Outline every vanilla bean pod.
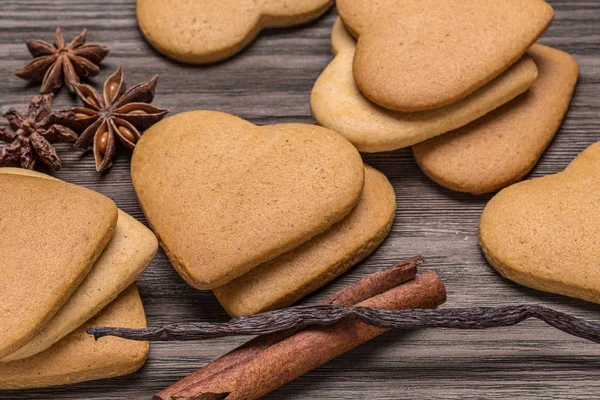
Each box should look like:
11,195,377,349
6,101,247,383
89,304,600,344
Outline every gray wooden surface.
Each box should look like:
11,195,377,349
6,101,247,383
1,1,599,399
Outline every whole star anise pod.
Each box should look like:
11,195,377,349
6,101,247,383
0,94,77,170
15,26,109,94
53,66,168,172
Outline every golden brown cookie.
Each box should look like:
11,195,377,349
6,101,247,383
0,174,117,359
213,165,396,316
336,0,553,112
0,166,157,362
0,284,148,390
137,0,333,64
311,18,539,152
413,45,579,195
131,110,364,290
480,141,600,304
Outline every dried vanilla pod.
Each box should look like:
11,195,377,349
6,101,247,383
15,26,109,94
90,304,600,345
52,66,169,172
0,94,77,170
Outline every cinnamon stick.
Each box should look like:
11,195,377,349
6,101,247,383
153,257,421,400
156,271,446,400
319,256,423,306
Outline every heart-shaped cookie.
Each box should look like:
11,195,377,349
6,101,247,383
0,167,158,362
131,111,364,289
413,45,579,195
337,0,553,112
137,0,333,64
0,174,117,358
213,165,396,317
0,284,148,390
480,141,600,303
311,18,538,152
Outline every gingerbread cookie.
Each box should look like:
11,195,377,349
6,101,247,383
413,45,579,195
311,18,539,152
131,111,364,289
336,0,553,112
213,165,396,316
480,141,600,304
0,284,148,390
0,174,117,358
0,166,157,362
137,0,333,64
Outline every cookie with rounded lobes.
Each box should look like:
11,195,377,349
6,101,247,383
413,45,579,195
137,0,333,64
214,165,396,317
0,284,148,390
0,168,157,362
311,18,539,152
131,110,365,290
480,141,600,304
0,174,117,359
337,0,553,112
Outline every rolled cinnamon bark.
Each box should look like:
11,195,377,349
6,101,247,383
157,270,445,400
320,256,423,306
155,257,421,400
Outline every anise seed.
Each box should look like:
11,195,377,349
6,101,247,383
97,126,109,155
128,109,147,115
118,125,136,143
107,81,119,103
86,95,98,107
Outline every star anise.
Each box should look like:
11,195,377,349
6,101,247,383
0,94,77,170
15,26,109,94
53,66,168,172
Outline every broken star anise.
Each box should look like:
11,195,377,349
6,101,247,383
0,94,77,170
54,66,168,172
15,26,109,94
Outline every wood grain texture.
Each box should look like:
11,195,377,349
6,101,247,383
1,1,599,398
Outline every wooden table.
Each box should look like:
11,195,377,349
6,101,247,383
1,1,599,398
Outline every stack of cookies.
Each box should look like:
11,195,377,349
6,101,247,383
0,169,157,390
131,110,397,316
312,0,579,195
